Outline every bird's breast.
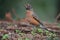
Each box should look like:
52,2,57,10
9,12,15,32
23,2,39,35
27,16,40,26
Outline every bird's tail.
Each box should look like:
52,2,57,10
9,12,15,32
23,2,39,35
39,22,54,33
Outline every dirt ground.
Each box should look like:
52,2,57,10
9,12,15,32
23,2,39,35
0,21,60,40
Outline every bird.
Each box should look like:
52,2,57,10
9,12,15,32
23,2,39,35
24,4,53,32
56,13,60,23
25,4,60,33
5,11,13,22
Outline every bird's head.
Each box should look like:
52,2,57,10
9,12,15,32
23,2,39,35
25,4,32,10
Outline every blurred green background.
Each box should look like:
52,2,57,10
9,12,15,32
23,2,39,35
0,0,58,23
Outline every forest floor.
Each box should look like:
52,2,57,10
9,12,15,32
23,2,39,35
0,21,60,40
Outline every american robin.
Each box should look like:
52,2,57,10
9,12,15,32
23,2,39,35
5,11,13,22
25,4,58,33
56,13,60,23
25,4,49,30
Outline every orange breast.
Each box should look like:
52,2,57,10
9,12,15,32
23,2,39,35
26,10,39,25
5,13,12,19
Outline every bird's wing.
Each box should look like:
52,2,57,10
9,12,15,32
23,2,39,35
32,12,48,28
32,12,42,24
